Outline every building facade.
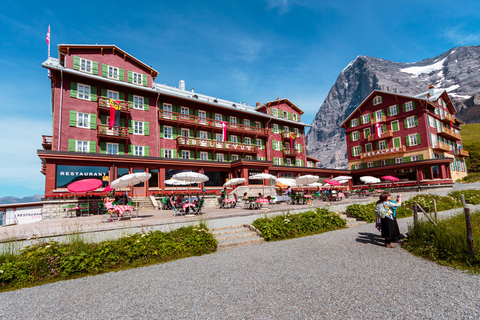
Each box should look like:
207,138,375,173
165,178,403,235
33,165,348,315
341,86,468,184
39,44,330,196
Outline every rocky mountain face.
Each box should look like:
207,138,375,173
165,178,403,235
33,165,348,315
306,46,480,168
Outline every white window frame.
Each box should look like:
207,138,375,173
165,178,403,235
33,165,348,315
245,155,252,160
163,126,172,139
133,121,144,135
378,140,386,150
283,111,289,119
411,155,420,162
198,110,206,124
245,137,251,145
200,152,208,161
255,121,261,128
373,96,383,106
351,118,358,127
163,103,172,119
273,141,280,150
395,157,403,164
230,116,237,127
283,126,289,133
408,134,419,146
244,119,250,127
134,146,144,156
380,159,387,166
405,101,414,112
199,131,207,140
215,113,222,127
285,158,292,166
231,135,238,143
273,124,279,133
216,133,222,142
362,114,369,124
106,143,119,155
133,95,144,110
272,108,278,117
107,90,119,100
181,150,190,160
256,139,262,148
77,112,90,128
296,159,301,167
164,149,173,158
76,140,89,152
389,105,398,116
363,128,371,139
232,155,239,161
79,58,92,73
77,83,91,100
391,120,400,132
180,106,189,119
216,153,224,162
406,116,416,129
352,131,360,141
365,143,372,153
107,65,119,80
294,128,299,135
132,72,143,85
354,164,361,170
428,116,435,128
375,110,383,121
367,162,373,168
292,113,298,121
353,146,360,157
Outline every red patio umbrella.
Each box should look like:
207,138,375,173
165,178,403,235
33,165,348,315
381,176,399,181
324,179,341,186
67,178,103,193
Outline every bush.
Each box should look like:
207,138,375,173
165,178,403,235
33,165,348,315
404,211,480,272
460,172,480,183
252,208,346,241
0,224,217,291
448,189,480,205
403,194,461,213
345,202,377,223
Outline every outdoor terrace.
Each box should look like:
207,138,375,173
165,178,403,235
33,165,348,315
438,127,461,140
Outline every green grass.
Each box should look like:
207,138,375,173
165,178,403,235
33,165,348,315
460,123,480,146
404,211,480,273
460,123,480,173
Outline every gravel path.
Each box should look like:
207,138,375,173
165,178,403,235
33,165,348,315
1,213,479,319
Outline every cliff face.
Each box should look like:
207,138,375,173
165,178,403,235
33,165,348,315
306,46,480,168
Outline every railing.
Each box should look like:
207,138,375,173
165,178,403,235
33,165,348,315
98,97,130,112
432,141,451,152
41,162,46,175
371,115,386,124
42,135,52,150
176,137,258,153
282,132,297,140
283,149,300,157
456,149,469,157
360,145,406,159
97,125,129,139
439,127,461,140
368,130,393,141
440,113,455,123
158,110,269,136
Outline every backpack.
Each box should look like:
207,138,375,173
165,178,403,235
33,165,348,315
375,202,387,219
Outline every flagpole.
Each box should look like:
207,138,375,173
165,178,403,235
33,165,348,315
46,25,51,78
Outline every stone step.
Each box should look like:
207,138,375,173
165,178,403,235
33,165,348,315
217,236,264,251
215,230,258,242
212,226,251,236
213,225,264,251
211,225,245,232
347,221,368,227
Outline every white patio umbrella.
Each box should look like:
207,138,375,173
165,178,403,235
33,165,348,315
223,178,247,187
331,176,352,181
360,176,381,184
308,182,323,188
295,175,319,186
249,173,277,197
276,178,297,187
172,171,209,202
164,179,189,196
110,172,152,218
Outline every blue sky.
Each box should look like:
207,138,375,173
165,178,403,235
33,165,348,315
1,0,479,198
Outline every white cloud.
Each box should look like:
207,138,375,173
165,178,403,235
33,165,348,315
443,25,480,46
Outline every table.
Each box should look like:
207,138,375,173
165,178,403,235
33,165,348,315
182,203,195,213
254,199,269,209
115,205,133,219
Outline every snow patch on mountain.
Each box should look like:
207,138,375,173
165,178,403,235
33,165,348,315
399,58,446,76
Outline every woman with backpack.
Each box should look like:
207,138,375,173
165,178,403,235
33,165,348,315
375,192,402,248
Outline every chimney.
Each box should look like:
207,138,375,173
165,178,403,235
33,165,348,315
256,102,261,107
178,80,185,91
428,85,435,97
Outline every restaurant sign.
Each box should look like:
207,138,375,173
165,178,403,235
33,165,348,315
361,147,403,159
180,138,256,151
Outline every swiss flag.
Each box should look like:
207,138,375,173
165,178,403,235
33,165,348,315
375,123,382,139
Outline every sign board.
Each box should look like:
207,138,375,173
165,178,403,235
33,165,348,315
14,206,43,225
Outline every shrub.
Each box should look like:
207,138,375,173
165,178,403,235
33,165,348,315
0,223,217,291
404,211,480,272
448,189,480,205
460,172,480,183
345,202,376,223
403,194,461,213
252,208,346,241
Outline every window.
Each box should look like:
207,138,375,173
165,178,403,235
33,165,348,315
373,96,383,105
107,90,119,100
164,149,173,158
245,155,252,160
134,146,144,156
231,135,238,143
132,72,143,85
181,107,189,119
199,131,207,140
351,131,359,141
273,141,280,150
198,110,206,124
256,139,262,148
375,110,383,121
285,158,292,166
367,162,373,168
255,121,261,128
163,104,172,119
295,143,301,152
362,114,370,124
393,137,401,148
406,116,416,129
245,137,251,145
107,143,118,155
274,158,281,165
216,153,224,162
244,119,250,127
181,150,190,159
365,143,372,152
273,124,279,133
405,101,414,112
428,116,435,128
296,159,301,167
411,155,420,162
77,84,91,100
408,134,419,146
283,111,289,119
354,164,361,170
163,126,172,139
352,146,360,157
215,113,222,127
216,133,222,142
378,140,386,150
77,112,90,128
307,161,313,167
380,159,387,166
363,128,371,139
395,157,403,164
292,113,298,121
351,118,358,127
108,66,119,79
284,126,289,133
133,96,144,110
389,105,398,116
232,155,239,161
230,116,237,127
200,152,208,161
76,140,89,152
294,128,299,135
133,121,144,135
79,58,92,73
271,108,278,117
391,120,400,132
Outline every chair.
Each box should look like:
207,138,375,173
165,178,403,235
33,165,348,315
217,197,226,209
79,203,90,216
173,203,184,216
62,204,77,218
193,199,204,215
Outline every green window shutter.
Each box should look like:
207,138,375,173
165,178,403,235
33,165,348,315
159,125,164,138
376,142,379,150
396,105,400,114
361,163,367,169
222,114,226,121
128,94,133,105
374,160,380,167
350,120,354,127
402,103,406,112
351,165,356,170
405,136,410,147
385,141,389,148
416,133,421,144
89,141,96,153
119,68,124,81
144,97,149,111
70,82,77,98
90,86,97,101
366,144,372,152
419,154,424,160
351,147,354,157
208,152,212,160
387,107,391,117
207,132,211,139
128,119,133,134
404,119,408,129
102,64,108,77
68,139,75,151
412,101,416,110
382,109,385,117
119,143,125,155
144,122,149,136
189,129,194,137
128,144,133,155
359,146,362,154
196,131,200,138
350,133,353,142
92,61,99,75
119,92,125,101
99,142,106,154
403,156,410,163
392,121,398,132
144,146,149,157
172,127,177,139
414,116,418,127
100,115,106,125
383,124,386,132
69,110,77,126
101,88,107,98
127,71,133,83
272,141,275,149
90,113,97,129
360,116,364,125
73,56,80,70
143,75,148,87
393,137,400,148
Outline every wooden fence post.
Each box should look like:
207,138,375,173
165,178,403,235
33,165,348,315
464,207,475,257
413,201,418,229
433,199,437,220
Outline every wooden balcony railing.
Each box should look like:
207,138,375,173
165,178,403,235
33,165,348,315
432,141,451,152
158,110,269,136
283,149,300,157
456,149,469,157
282,132,297,140
176,137,258,154
98,97,130,113
440,113,455,123
371,115,386,124
41,162,46,175
360,145,406,160
438,127,461,140
368,130,393,141
97,125,129,139
42,135,52,150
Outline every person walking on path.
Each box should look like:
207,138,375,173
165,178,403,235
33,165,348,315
375,192,402,248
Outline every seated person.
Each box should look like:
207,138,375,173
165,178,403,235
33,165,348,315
175,195,183,207
221,188,227,200
266,195,272,203
242,192,249,201
258,193,263,199
103,196,119,220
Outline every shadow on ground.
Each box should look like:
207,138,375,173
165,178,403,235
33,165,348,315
356,232,385,247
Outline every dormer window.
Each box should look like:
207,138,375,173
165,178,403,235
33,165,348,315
373,96,383,106
80,58,92,73
271,108,278,117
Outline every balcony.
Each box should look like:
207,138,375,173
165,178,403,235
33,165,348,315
41,162,46,175
368,130,393,142
455,149,469,157
97,125,129,140
371,115,386,124
158,110,269,137
440,113,455,124
283,149,300,157
176,137,258,154
438,127,461,140
282,132,297,140
42,135,52,150
97,97,130,113
360,145,406,160
432,142,451,152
